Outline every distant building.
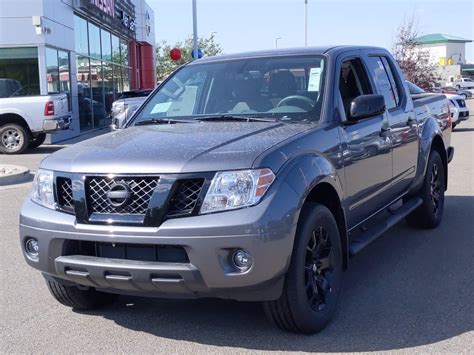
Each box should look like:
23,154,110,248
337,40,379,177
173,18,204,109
415,33,473,83
0,0,156,143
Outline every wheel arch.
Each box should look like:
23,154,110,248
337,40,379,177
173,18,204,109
430,134,448,190
303,182,348,270
0,113,31,133
280,154,348,270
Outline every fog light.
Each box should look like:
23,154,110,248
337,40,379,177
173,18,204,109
25,238,39,260
232,249,252,272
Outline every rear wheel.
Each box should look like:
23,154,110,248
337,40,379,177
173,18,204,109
406,150,445,228
46,278,118,310
28,133,47,149
263,203,342,333
0,124,30,154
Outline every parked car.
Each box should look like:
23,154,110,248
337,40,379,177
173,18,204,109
412,83,470,129
110,89,152,130
20,46,453,334
0,81,71,154
432,86,472,100
450,77,474,90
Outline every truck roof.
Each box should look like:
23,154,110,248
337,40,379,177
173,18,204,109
190,45,388,64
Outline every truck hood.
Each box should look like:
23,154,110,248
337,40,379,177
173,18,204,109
41,122,312,174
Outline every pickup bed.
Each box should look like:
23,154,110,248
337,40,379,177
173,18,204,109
0,93,71,154
20,46,453,333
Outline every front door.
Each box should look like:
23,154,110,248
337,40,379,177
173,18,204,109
337,56,393,229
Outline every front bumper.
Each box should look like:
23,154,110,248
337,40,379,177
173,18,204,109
43,115,72,132
19,181,300,301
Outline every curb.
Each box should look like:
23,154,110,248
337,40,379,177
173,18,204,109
0,165,31,186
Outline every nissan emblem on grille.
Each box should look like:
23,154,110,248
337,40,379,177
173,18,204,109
106,182,132,207
88,176,159,215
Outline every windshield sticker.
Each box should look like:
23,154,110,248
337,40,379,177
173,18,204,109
308,67,322,92
150,102,172,114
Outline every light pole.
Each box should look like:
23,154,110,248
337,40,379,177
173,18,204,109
304,0,308,46
275,37,282,48
192,0,198,60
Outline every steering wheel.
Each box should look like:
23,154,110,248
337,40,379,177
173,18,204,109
276,95,316,111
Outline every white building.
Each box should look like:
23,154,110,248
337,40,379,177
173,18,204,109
415,33,472,66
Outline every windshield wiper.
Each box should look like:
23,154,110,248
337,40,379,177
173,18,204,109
134,118,193,126
194,115,277,123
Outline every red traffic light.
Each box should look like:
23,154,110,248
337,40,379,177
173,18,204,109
170,48,182,61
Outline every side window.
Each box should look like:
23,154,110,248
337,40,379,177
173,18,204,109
367,56,398,109
339,58,372,118
380,57,401,106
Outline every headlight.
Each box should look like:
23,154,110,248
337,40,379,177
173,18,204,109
201,168,275,214
31,169,55,209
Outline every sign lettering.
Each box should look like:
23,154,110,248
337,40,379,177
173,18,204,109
89,0,115,17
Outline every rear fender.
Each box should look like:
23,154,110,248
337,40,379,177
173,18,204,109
410,116,446,193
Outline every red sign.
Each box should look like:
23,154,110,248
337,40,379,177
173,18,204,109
89,0,115,17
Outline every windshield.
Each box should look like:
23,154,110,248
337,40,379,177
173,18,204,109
406,81,425,94
131,55,326,125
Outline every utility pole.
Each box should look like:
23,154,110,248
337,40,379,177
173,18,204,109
304,0,308,46
275,37,282,48
192,0,198,60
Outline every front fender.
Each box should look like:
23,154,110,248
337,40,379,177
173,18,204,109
278,154,344,212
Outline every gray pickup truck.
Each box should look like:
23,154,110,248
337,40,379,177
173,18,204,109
20,46,453,333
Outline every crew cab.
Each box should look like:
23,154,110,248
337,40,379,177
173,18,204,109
0,85,71,154
20,46,453,333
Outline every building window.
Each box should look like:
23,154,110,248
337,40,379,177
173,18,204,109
46,47,71,110
74,14,132,131
88,23,101,59
74,16,88,55
101,29,112,61
0,47,40,98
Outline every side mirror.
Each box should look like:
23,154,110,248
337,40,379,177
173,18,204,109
349,94,386,121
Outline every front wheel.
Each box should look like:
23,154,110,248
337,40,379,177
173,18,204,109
263,203,342,333
0,124,30,154
46,278,118,310
406,150,445,228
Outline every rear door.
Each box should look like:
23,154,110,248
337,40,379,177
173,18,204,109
365,54,418,196
336,54,393,228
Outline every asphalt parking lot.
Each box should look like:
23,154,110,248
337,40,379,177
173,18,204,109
1,102,473,353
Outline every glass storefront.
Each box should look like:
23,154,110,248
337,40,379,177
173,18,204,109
74,14,131,131
0,47,40,98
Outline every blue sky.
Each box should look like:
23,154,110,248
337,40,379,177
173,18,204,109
149,0,474,62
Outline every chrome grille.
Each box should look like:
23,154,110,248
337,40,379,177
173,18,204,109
87,176,159,215
167,179,204,217
57,177,74,213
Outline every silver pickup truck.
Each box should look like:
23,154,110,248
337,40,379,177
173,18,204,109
0,80,71,154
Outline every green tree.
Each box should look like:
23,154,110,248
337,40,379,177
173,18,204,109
156,34,223,81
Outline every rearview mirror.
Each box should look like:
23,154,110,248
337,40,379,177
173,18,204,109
349,94,386,121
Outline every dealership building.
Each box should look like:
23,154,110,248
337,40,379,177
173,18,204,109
0,0,156,142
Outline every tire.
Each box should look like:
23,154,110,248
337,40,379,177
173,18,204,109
28,133,47,149
0,124,31,154
45,278,118,310
263,203,343,333
406,150,445,229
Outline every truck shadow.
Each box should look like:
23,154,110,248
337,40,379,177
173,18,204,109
76,195,474,352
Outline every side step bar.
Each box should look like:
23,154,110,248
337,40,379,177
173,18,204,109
349,197,422,256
